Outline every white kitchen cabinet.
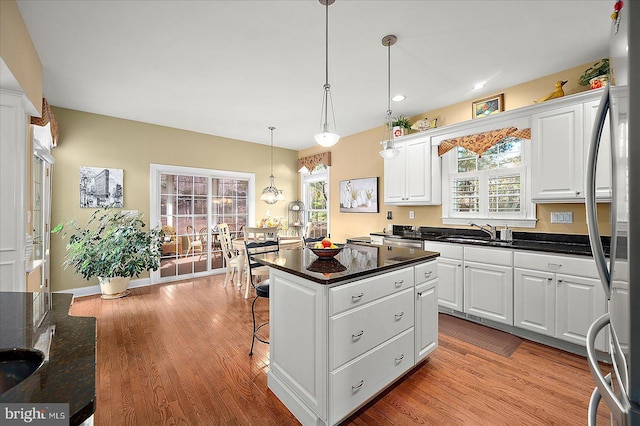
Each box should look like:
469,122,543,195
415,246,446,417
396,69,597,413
423,241,463,312
514,251,607,351
531,90,612,203
415,280,438,363
463,246,513,325
383,133,441,205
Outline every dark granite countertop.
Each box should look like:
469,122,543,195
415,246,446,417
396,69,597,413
371,226,610,257
0,292,96,425
253,243,439,285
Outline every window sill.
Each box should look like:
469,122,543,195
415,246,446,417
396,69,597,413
441,217,537,228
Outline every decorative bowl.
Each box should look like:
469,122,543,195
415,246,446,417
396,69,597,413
306,258,347,274
307,243,345,259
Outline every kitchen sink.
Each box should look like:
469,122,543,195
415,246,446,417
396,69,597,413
436,236,513,246
0,348,45,394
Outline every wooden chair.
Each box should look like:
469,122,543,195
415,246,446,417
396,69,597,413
245,239,279,356
218,223,240,288
185,225,203,257
243,226,279,242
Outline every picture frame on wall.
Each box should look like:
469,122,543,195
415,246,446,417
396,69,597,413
472,93,504,119
80,166,124,208
339,177,378,213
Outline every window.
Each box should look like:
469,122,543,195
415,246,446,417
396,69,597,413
301,163,330,237
443,137,536,227
151,164,255,282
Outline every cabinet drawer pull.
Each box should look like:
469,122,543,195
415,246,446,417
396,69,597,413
352,380,364,391
352,293,364,302
547,277,553,282
424,271,433,278
352,330,364,340
394,312,404,320
457,264,462,267
394,280,404,287
395,354,405,362
548,263,562,269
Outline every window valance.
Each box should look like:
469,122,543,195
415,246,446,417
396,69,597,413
438,127,531,157
30,97,59,147
297,152,331,172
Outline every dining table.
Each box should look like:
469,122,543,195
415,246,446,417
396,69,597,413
232,236,304,298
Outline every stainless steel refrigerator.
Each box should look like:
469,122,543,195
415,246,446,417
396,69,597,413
585,1,639,424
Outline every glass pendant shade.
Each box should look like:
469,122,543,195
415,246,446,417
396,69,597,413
379,139,400,159
379,34,400,160
261,126,284,204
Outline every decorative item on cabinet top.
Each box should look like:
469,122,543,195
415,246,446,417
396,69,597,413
578,58,609,89
411,117,438,132
472,93,504,119
535,80,567,103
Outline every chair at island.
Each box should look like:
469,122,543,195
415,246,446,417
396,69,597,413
245,239,279,356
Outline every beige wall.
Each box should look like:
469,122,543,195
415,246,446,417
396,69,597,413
50,107,299,291
300,61,612,241
0,0,42,115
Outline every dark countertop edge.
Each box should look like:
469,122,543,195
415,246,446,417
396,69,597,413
256,251,439,285
0,293,96,426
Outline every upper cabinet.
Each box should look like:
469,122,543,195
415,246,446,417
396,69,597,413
531,89,611,203
383,133,441,206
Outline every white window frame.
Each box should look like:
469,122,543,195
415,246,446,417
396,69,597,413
441,139,537,228
149,163,255,284
300,165,330,235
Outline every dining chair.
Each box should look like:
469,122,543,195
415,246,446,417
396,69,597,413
218,223,241,288
303,235,327,245
185,225,204,257
243,226,279,242
245,239,279,356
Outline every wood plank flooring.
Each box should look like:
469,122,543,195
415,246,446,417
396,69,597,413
69,274,611,425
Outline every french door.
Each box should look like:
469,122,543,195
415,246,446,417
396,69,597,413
150,164,255,283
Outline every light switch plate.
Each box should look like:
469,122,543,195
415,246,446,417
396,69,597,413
409,211,415,219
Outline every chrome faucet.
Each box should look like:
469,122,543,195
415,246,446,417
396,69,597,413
469,222,497,240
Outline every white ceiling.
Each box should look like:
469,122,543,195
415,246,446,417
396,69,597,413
16,0,612,151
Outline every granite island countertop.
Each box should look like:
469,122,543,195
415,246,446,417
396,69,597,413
0,292,96,425
253,243,439,285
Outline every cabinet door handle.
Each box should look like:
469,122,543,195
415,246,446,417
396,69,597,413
557,279,563,285
395,280,404,287
352,380,364,391
394,311,404,320
576,190,581,196
424,271,433,279
547,277,553,282
465,265,469,268
352,293,364,302
457,264,462,267
352,330,364,340
395,354,405,362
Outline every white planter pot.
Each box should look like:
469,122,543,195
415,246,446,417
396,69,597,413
98,277,131,299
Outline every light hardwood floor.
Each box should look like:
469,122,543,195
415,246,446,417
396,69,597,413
69,274,611,425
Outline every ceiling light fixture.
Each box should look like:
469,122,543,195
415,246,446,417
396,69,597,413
473,82,485,90
260,126,285,204
379,34,400,160
314,0,339,147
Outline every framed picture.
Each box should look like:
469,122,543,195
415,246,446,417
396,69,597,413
472,93,504,119
80,166,124,208
339,177,378,213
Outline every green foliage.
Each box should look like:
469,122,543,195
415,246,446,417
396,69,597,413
391,115,411,129
52,206,163,280
578,58,609,86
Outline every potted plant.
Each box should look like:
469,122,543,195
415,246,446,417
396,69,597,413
52,206,163,299
390,115,412,138
578,58,610,89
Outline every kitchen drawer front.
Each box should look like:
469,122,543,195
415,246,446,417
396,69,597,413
423,241,463,259
330,288,414,370
464,246,513,267
415,260,438,285
329,267,414,316
514,251,600,278
329,328,415,425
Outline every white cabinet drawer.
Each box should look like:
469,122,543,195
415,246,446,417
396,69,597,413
514,251,600,278
423,241,463,259
329,267,414,316
329,328,415,424
329,288,414,370
415,260,438,285
464,246,513,267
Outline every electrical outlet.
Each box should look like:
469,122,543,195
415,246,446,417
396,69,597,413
409,211,415,219
551,212,573,223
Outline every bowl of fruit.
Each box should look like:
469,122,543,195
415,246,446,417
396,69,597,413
307,238,344,259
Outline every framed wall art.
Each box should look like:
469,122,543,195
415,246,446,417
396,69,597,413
339,177,378,213
472,93,504,119
79,166,123,208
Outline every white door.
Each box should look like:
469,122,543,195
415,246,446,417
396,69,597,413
514,268,555,337
437,257,463,311
464,261,513,325
405,138,430,202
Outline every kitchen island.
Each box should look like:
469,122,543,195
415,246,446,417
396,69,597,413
253,243,439,426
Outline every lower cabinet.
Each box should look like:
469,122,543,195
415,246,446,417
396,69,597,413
269,261,438,426
514,252,607,351
423,241,463,312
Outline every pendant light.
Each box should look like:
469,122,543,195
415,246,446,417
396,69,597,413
314,0,340,147
260,126,285,204
379,34,400,160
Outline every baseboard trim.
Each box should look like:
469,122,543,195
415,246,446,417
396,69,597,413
57,277,152,299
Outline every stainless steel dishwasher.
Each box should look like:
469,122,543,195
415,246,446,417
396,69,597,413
382,235,422,249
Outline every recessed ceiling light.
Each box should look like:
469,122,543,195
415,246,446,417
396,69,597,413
392,94,406,102
473,83,485,90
